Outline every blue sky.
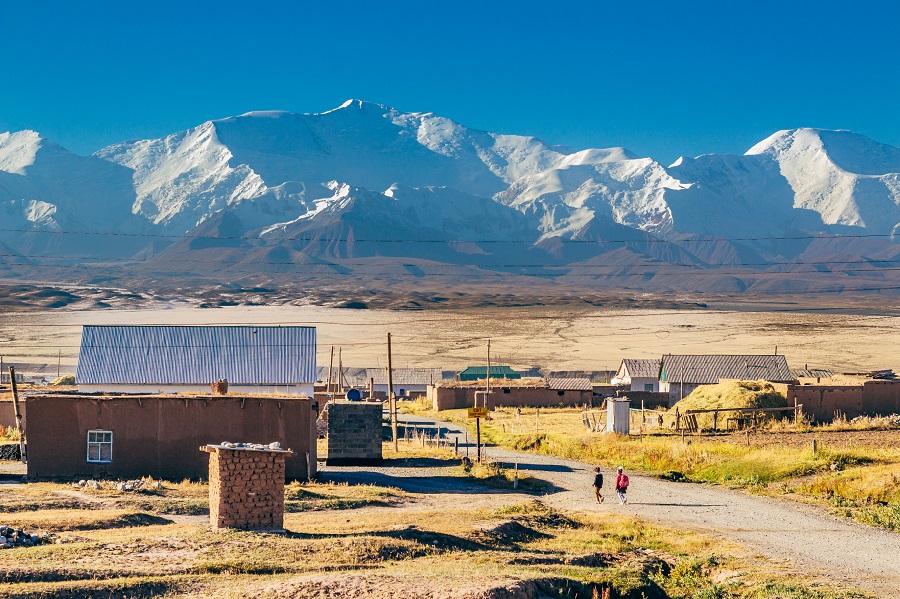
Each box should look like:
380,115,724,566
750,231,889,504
1,0,898,164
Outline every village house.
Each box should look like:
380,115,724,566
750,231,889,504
428,377,593,410
660,354,795,406
76,325,316,395
24,392,317,481
611,359,663,392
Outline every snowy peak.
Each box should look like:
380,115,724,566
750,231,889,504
0,130,47,174
97,120,268,231
748,128,900,176
4,101,900,291
743,128,900,232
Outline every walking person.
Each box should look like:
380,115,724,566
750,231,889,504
615,466,629,504
592,466,604,503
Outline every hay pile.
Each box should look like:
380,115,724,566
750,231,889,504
670,380,787,427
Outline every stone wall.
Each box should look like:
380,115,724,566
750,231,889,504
204,446,289,531
326,401,383,466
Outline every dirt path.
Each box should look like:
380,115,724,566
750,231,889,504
323,413,900,597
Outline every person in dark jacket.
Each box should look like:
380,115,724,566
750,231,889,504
592,466,604,503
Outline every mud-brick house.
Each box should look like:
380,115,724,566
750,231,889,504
429,377,593,411
24,392,317,481
611,359,663,392
76,325,316,396
661,354,795,406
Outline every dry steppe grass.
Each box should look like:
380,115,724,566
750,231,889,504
0,482,870,599
428,405,900,532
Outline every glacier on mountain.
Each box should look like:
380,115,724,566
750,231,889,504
1,102,900,288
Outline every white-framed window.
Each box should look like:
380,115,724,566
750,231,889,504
644,383,655,392
87,430,113,463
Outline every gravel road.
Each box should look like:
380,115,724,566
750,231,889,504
322,412,900,597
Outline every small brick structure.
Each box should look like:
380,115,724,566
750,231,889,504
326,400,383,466
201,443,293,531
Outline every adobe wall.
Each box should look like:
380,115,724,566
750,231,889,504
787,384,865,422
77,383,314,396
615,391,669,410
668,383,702,407
25,395,316,481
0,400,25,431
429,386,592,411
862,380,900,415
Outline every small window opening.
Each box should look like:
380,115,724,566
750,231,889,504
87,430,113,463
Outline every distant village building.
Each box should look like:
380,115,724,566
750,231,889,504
362,368,442,398
546,377,593,392
76,325,316,395
547,370,617,384
611,359,663,392
458,365,521,381
788,379,900,422
429,377,592,410
316,367,444,399
660,354,795,405
0,371,24,385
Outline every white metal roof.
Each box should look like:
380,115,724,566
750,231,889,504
77,325,316,385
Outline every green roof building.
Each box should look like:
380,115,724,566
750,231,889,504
458,366,521,381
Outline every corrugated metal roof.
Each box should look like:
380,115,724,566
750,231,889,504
547,370,616,383
619,359,662,379
791,368,835,379
459,366,521,378
316,367,443,386
365,368,443,385
77,325,316,385
547,377,593,391
660,355,793,385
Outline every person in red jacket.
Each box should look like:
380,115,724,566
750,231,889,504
615,466,629,504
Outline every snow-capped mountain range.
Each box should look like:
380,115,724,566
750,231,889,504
2,99,899,294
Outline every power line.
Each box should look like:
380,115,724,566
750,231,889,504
0,226,894,243
5,260,900,278
3,251,900,269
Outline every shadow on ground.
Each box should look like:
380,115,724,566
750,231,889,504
320,471,563,496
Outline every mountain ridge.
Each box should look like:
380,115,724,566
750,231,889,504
1,101,899,296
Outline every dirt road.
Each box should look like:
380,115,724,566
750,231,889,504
324,412,900,597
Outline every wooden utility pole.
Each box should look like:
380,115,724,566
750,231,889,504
476,414,482,463
387,333,397,451
57,350,61,379
9,367,25,464
337,347,343,395
485,339,491,410
326,346,335,396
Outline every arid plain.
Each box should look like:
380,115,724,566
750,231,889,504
3,301,899,376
